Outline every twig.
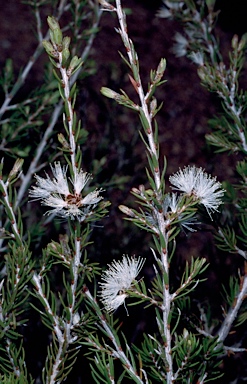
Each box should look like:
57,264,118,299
84,288,146,384
114,1,173,380
15,5,102,208
217,274,247,344
0,0,68,120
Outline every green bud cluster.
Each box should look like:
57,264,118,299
42,17,83,78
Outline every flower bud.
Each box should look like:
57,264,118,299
50,30,63,51
101,87,121,100
62,49,70,66
58,133,70,150
239,33,247,51
131,187,140,195
183,328,189,338
47,16,60,31
154,58,166,82
150,97,157,116
70,55,81,68
119,205,135,217
98,0,116,11
8,158,23,181
139,185,145,194
62,38,70,64
67,56,83,77
197,66,207,82
42,40,58,58
47,16,63,47
231,34,239,50
63,36,71,50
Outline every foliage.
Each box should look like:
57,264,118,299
0,0,246,383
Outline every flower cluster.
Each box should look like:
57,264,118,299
99,255,145,313
169,165,224,215
29,162,103,220
157,1,184,19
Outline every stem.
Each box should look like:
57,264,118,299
58,60,77,175
217,274,247,344
218,228,247,260
200,9,247,152
64,229,81,342
14,6,102,208
114,1,173,380
85,289,145,384
5,339,21,378
0,0,69,120
0,178,22,246
32,273,65,384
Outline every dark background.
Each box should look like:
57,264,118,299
1,0,247,382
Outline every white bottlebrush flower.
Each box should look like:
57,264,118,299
29,162,103,220
169,165,224,215
99,255,145,313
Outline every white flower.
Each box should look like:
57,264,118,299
29,162,103,220
163,192,179,214
156,7,172,18
169,165,224,215
189,51,204,66
72,312,81,326
157,1,184,18
99,255,145,313
173,33,188,57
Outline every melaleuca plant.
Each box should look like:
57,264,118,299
0,1,107,382
83,1,243,383
0,0,246,383
157,0,247,379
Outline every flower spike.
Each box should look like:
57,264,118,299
29,162,103,221
169,165,224,216
99,255,145,313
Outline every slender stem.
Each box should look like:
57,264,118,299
200,10,247,152
0,0,69,120
114,1,173,380
64,231,81,341
15,6,102,209
32,273,65,384
85,289,145,384
58,58,78,175
218,228,247,260
5,339,21,378
34,5,43,43
217,274,247,344
0,179,28,377
0,178,22,246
